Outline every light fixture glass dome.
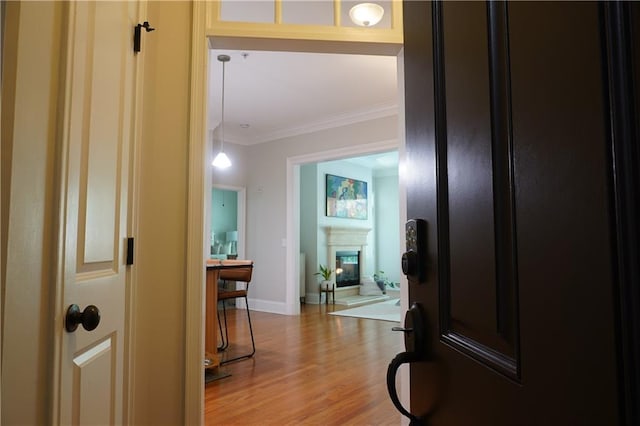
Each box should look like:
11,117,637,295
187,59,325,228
349,3,384,27
212,151,231,169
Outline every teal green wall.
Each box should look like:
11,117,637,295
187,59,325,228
211,189,237,251
374,173,401,284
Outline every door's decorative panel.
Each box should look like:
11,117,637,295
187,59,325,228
72,338,115,425
75,2,127,273
434,1,520,379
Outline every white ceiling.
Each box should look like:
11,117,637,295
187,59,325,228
207,49,399,147
342,150,399,172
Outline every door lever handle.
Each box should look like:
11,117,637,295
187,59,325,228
387,302,429,425
387,352,426,425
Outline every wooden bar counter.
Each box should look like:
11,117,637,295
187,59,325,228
205,259,254,369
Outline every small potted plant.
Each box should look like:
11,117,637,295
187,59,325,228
314,264,334,282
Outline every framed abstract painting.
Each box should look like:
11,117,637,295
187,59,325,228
325,174,368,219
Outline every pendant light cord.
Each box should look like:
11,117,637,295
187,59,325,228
220,58,226,153
212,54,231,169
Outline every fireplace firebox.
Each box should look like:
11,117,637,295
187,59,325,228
335,250,360,288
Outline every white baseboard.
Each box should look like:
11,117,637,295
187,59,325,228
245,298,288,315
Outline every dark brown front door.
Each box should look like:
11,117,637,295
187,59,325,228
401,1,639,425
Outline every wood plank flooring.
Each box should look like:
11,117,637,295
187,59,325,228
205,303,403,425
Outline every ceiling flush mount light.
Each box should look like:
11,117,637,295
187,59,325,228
349,3,384,27
212,54,232,169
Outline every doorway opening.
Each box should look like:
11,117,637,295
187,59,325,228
202,42,408,424
210,185,246,261
296,149,402,307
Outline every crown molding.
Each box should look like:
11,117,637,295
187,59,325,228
234,102,398,145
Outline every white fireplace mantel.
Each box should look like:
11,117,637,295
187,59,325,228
325,226,371,246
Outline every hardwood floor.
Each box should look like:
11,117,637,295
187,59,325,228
205,303,403,425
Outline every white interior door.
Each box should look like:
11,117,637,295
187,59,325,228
55,2,138,424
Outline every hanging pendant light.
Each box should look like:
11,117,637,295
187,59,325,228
212,54,232,169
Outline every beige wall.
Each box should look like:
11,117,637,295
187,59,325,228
131,1,192,425
1,2,62,424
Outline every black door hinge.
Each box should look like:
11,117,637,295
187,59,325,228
126,237,134,265
133,21,155,54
